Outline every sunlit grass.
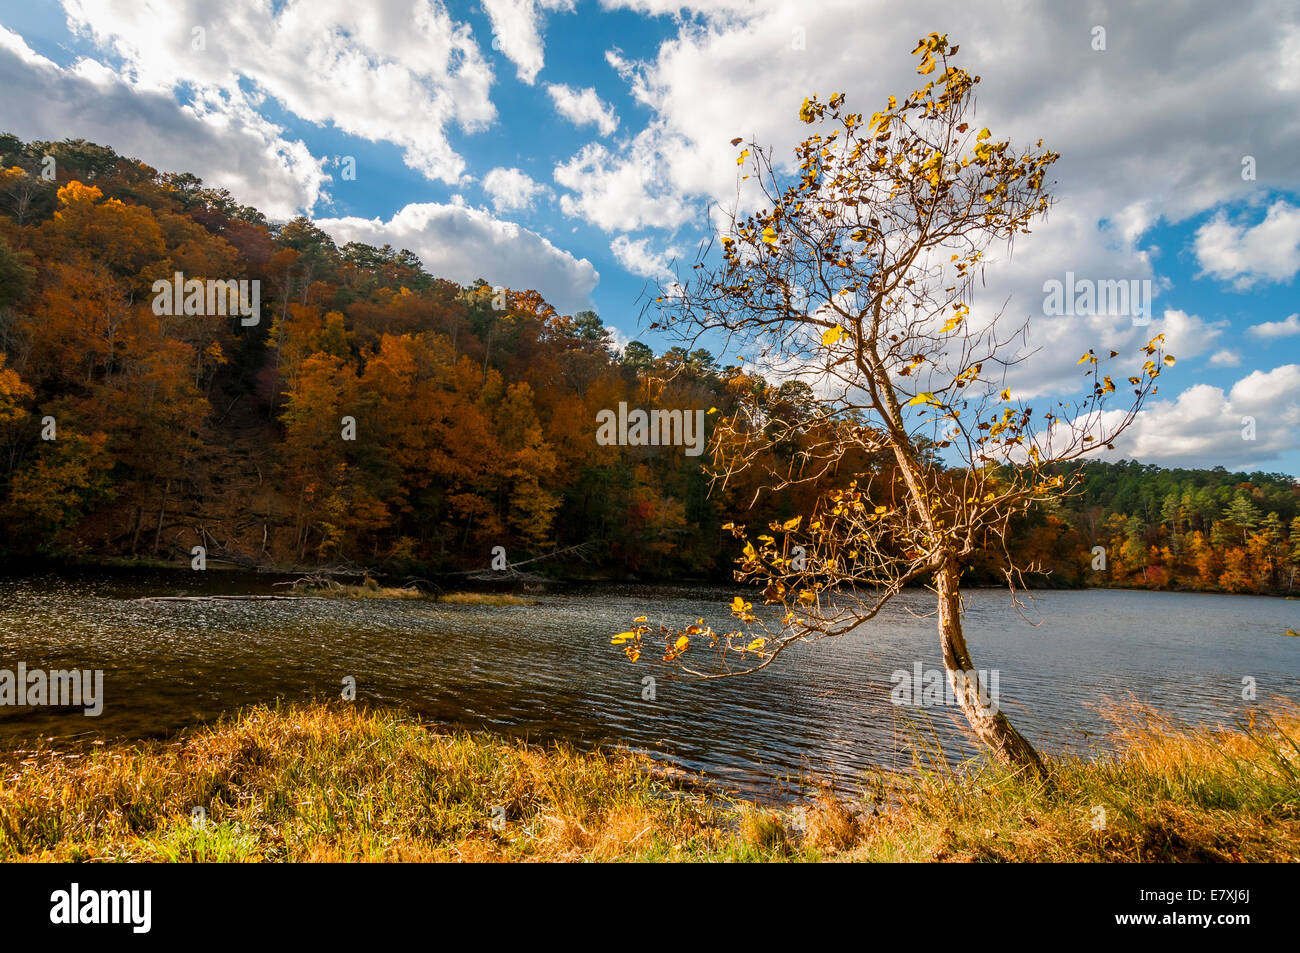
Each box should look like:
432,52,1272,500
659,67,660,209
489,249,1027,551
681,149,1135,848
300,585,537,605
437,592,536,606
304,582,429,600
0,701,1295,862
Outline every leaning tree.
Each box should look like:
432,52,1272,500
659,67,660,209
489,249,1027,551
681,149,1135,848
612,33,1171,778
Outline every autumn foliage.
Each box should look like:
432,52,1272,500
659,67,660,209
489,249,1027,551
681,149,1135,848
0,132,1296,590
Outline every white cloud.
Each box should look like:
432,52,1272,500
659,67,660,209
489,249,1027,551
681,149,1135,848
557,0,1300,415
1104,365,1300,468
600,0,755,15
554,133,692,231
599,0,1298,223
482,167,547,212
482,0,575,85
610,235,681,279
59,0,496,185
908,206,1173,400
1248,313,1300,338
1209,349,1242,367
1279,24,1300,91
316,202,598,315
546,84,619,136
604,324,634,354
1157,309,1226,360
1001,304,1223,406
0,25,324,217
1195,202,1300,288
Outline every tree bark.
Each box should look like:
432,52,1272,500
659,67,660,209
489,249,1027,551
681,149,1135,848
153,479,171,554
936,557,1048,780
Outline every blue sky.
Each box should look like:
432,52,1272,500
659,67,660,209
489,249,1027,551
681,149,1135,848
1,0,1298,474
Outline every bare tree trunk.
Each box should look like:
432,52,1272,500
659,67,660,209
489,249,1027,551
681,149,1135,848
130,505,143,555
153,480,171,554
936,558,1048,779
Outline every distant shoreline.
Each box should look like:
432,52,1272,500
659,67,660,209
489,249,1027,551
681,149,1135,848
3,556,1298,600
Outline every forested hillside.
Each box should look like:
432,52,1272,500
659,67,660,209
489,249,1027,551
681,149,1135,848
0,135,1297,593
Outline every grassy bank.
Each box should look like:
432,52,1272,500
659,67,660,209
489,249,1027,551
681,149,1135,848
297,582,535,605
0,703,1296,862
436,592,537,606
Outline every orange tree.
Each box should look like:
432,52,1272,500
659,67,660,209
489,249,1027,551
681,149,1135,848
613,34,1171,777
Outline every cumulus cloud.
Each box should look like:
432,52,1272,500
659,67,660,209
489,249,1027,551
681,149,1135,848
1105,365,1300,468
546,84,619,136
1195,202,1300,288
557,0,1300,423
482,167,548,212
610,235,681,278
59,0,495,184
0,25,325,217
315,202,597,314
554,132,692,231
581,0,1299,224
1209,349,1242,367
482,0,575,85
600,0,753,13
982,301,1225,409
1248,313,1300,338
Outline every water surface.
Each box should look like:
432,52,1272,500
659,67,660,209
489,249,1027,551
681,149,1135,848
2,570,1298,799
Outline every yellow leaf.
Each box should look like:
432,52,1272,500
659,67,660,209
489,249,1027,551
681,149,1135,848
674,635,689,652
1163,355,1175,366
781,516,802,531
977,127,991,141
611,632,636,644
907,392,936,406
821,325,847,346
761,225,778,245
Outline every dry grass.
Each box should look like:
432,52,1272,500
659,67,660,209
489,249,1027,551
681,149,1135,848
835,702,1300,862
437,592,537,606
299,583,536,605
309,583,429,600
0,704,739,862
0,701,1296,862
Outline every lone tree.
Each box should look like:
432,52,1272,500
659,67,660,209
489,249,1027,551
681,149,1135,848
612,34,1171,778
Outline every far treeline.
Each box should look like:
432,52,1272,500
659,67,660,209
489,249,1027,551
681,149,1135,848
0,135,1296,593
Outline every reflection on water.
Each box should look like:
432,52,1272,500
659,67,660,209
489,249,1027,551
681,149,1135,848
2,569,1299,800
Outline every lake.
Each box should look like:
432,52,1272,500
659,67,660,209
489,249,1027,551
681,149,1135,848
2,569,1299,800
